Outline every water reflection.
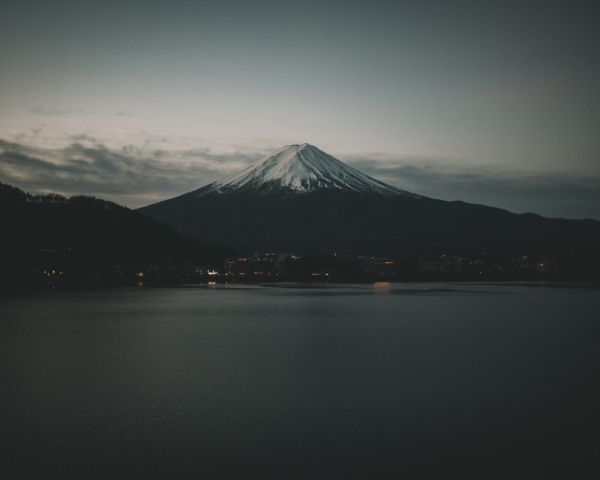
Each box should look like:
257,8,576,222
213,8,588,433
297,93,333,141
373,281,391,295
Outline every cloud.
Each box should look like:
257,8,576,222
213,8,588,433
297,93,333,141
0,137,261,208
346,155,600,220
29,106,94,116
1,137,599,219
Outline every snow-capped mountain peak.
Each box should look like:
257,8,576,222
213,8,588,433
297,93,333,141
206,143,417,197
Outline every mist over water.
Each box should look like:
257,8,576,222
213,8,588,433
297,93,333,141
2,283,599,477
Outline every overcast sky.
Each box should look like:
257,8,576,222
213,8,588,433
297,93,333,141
1,0,599,218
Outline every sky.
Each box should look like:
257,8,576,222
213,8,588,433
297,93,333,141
1,0,599,218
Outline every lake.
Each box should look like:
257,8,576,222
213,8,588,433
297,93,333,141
1,283,599,478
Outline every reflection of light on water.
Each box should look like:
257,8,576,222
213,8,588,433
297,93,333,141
373,282,391,295
207,281,216,287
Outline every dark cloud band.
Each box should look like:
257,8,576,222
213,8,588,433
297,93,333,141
1,137,598,219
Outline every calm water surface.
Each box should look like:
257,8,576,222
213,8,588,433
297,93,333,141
1,283,599,478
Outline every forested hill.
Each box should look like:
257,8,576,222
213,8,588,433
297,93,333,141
0,183,233,287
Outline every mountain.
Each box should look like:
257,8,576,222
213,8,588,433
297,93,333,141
0,182,233,286
139,144,600,265
205,143,417,197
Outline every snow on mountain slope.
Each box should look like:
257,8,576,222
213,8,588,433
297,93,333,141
200,143,419,197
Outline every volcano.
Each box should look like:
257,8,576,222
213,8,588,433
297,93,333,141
205,143,417,197
139,143,600,258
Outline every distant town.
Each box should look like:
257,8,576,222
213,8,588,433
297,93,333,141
13,248,595,289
